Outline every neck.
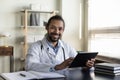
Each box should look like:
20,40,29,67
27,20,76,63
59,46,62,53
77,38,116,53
52,42,58,47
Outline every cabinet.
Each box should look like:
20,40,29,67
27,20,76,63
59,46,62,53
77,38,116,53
0,46,14,72
20,9,58,59
0,46,13,56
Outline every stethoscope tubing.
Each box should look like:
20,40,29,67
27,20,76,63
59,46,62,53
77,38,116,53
40,41,66,61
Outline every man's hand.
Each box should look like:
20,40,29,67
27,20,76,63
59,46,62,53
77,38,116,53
54,57,74,70
86,58,95,68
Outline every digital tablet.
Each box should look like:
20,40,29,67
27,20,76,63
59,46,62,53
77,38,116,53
69,52,98,68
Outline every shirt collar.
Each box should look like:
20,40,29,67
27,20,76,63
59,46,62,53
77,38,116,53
46,39,60,49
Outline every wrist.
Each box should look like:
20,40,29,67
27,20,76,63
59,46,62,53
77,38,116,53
54,65,60,70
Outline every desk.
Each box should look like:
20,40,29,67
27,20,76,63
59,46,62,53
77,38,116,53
44,68,120,80
0,68,120,80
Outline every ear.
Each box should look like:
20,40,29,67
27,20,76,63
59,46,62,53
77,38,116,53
44,21,47,27
45,26,48,30
45,22,48,30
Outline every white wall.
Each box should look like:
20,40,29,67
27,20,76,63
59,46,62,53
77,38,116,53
60,0,82,50
0,0,82,73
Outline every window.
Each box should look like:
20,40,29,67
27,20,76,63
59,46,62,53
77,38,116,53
88,0,120,59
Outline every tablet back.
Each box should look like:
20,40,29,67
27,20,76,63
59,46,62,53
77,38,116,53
69,52,98,68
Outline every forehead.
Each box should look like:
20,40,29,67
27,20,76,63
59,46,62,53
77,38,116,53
49,19,64,27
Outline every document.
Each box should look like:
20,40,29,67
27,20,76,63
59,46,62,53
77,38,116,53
0,71,65,80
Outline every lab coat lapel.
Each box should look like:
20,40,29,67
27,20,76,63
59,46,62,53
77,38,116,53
47,39,65,57
47,48,56,56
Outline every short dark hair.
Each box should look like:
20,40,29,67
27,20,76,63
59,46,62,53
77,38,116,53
46,15,65,29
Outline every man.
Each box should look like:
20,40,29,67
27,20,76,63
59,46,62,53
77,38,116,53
25,15,95,72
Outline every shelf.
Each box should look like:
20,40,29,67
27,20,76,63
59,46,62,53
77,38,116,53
20,9,59,14
0,34,6,37
20,9,58,59
20,26,45,29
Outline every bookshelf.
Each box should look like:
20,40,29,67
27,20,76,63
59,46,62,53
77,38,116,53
20,9,58,59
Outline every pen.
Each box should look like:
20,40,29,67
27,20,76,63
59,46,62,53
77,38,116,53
20,73,26,77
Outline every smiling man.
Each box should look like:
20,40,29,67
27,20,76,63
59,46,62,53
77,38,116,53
25,15,95,72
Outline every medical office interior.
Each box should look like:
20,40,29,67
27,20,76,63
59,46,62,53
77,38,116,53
0,0,120,74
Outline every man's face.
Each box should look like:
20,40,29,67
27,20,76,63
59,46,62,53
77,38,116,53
46,19,64,42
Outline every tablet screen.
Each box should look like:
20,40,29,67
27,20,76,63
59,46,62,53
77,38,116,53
69,52,98,68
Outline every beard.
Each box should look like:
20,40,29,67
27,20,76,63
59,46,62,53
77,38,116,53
47,33,61,42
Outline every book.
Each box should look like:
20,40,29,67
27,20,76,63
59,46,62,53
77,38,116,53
95,70,120,76
0,71,65,80
95,68,120,73
95,63,120,70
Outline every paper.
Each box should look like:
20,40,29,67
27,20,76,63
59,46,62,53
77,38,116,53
0,71,39,80
29,71,65,78
0,71,65,80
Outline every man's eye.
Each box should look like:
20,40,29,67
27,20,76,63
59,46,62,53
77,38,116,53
59,28,63,31
50,26,63,31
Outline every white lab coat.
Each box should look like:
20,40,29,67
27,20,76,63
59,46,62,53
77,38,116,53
25,37,77,72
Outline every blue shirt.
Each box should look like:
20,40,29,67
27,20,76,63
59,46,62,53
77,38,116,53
46,39,60,54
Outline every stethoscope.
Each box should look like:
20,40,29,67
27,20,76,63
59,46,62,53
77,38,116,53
40,41,66,61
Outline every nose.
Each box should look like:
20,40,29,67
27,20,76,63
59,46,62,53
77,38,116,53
54,28,60,33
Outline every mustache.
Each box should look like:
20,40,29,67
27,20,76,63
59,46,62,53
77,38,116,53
50,33,60,36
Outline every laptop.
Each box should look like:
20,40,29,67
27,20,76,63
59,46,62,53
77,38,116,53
69,52,98,68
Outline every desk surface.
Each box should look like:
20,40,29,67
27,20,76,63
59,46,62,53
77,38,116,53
45,68,120,80
1,68,120,80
